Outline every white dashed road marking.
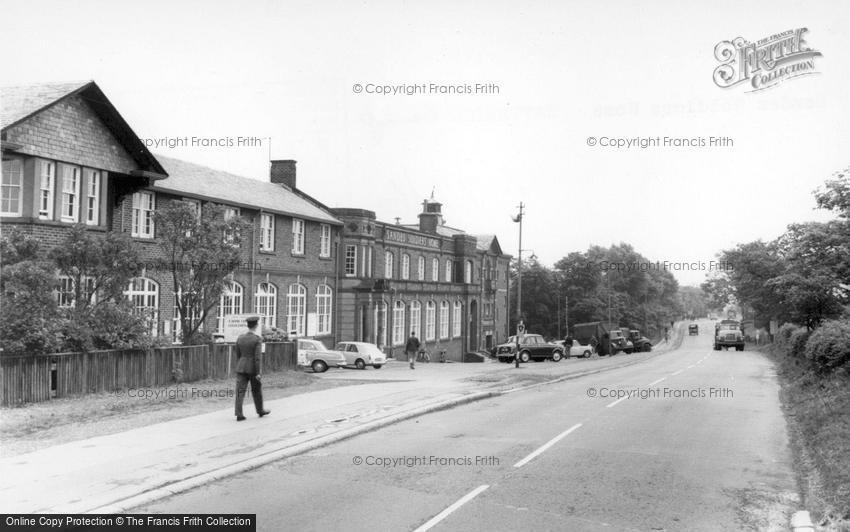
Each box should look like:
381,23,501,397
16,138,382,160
513,423,583,468
414,485,490,532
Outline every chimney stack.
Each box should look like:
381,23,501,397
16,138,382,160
270,160,297,189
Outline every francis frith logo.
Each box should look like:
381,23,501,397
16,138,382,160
713,28,822,92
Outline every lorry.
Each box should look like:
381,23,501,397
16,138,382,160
714,319,745,351
623,328,652,352
573,321,630,356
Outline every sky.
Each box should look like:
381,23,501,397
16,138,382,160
3,0,848,286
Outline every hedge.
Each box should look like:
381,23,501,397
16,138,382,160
804,319,850,373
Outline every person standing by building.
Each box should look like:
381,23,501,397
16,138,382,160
406,331,420,369
235,315,271,421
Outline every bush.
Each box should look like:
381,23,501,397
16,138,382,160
805,319,850,373
776,322,803,357
789,328,812,359
262,327,289,342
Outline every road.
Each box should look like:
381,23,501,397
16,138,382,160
136,322,800,531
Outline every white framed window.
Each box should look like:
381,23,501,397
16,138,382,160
172,288,203,344
224,206,240,244
425,301,436,341
453,301,462,337
60,165,81,222
431,258,439,282
445,259,452,282
410,301,421,338
1,158,23,216
286,284,306,336
39,160,55,220
392,300,405,346
384,251,394,279
182,199,200,237
316,285,332,335
131,191,155,238
374,300,387,347
260,213,275,251
320,224,332,257
85,169,100,225
125,277,159,335
465,260,473,283
255,282,277,329
440,300,450,339
401,254,410,280
344,245,357,276
291,218,305,254
57,275,96,308
417,257,425,280
217,281,243,332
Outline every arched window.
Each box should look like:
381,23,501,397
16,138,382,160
445,259,452,282
465,260,473,283
425,301,436,341
453,301,462,337
217,281,243,332
440,300,450,339
125,277,159,335
384,251,394,279
409,301,421,338
255,282,277,330
392,300,406,346
316,285,332,335
173,287,203,344
286,284,306,336
417,256,425,280
432,258,439,282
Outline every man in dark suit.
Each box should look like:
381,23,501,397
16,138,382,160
235,315,271,421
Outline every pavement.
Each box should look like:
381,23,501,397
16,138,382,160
0,323,686,515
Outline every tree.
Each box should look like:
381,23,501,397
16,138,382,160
153,200,249,345
0,231,62,355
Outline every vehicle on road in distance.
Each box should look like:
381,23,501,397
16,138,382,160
297,339,347,373
714,320,744,351
689,324,699,336
334,341,387,369
555,339,594,358
495,334,565,363
624,329,652,352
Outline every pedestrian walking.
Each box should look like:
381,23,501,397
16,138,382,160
664,326,670,344
234,315,270,421
405,331,420,369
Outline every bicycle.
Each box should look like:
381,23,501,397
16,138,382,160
417,349,431,363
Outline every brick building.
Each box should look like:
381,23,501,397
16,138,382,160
2,81,510,356
334,198,511,361
1,81,342,345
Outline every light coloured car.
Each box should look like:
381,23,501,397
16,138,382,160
334,341,387,369
556,339,594,359
297,339,347,373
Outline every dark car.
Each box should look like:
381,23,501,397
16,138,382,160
495,334,565,363
689,324,699,336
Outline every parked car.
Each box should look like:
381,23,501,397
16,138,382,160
297,339,347,373
556,339,594,358
688,324,699,336
609,328,634,354
334,341,387,369
494,334,565,363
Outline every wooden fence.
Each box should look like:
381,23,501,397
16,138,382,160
0,342,295,406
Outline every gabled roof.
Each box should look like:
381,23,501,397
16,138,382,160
474,234,507,256
1,80,166,177
151,155,341,225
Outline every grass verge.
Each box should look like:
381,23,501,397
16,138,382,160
765,345,850,531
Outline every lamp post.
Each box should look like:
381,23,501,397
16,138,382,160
512,203,525,368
